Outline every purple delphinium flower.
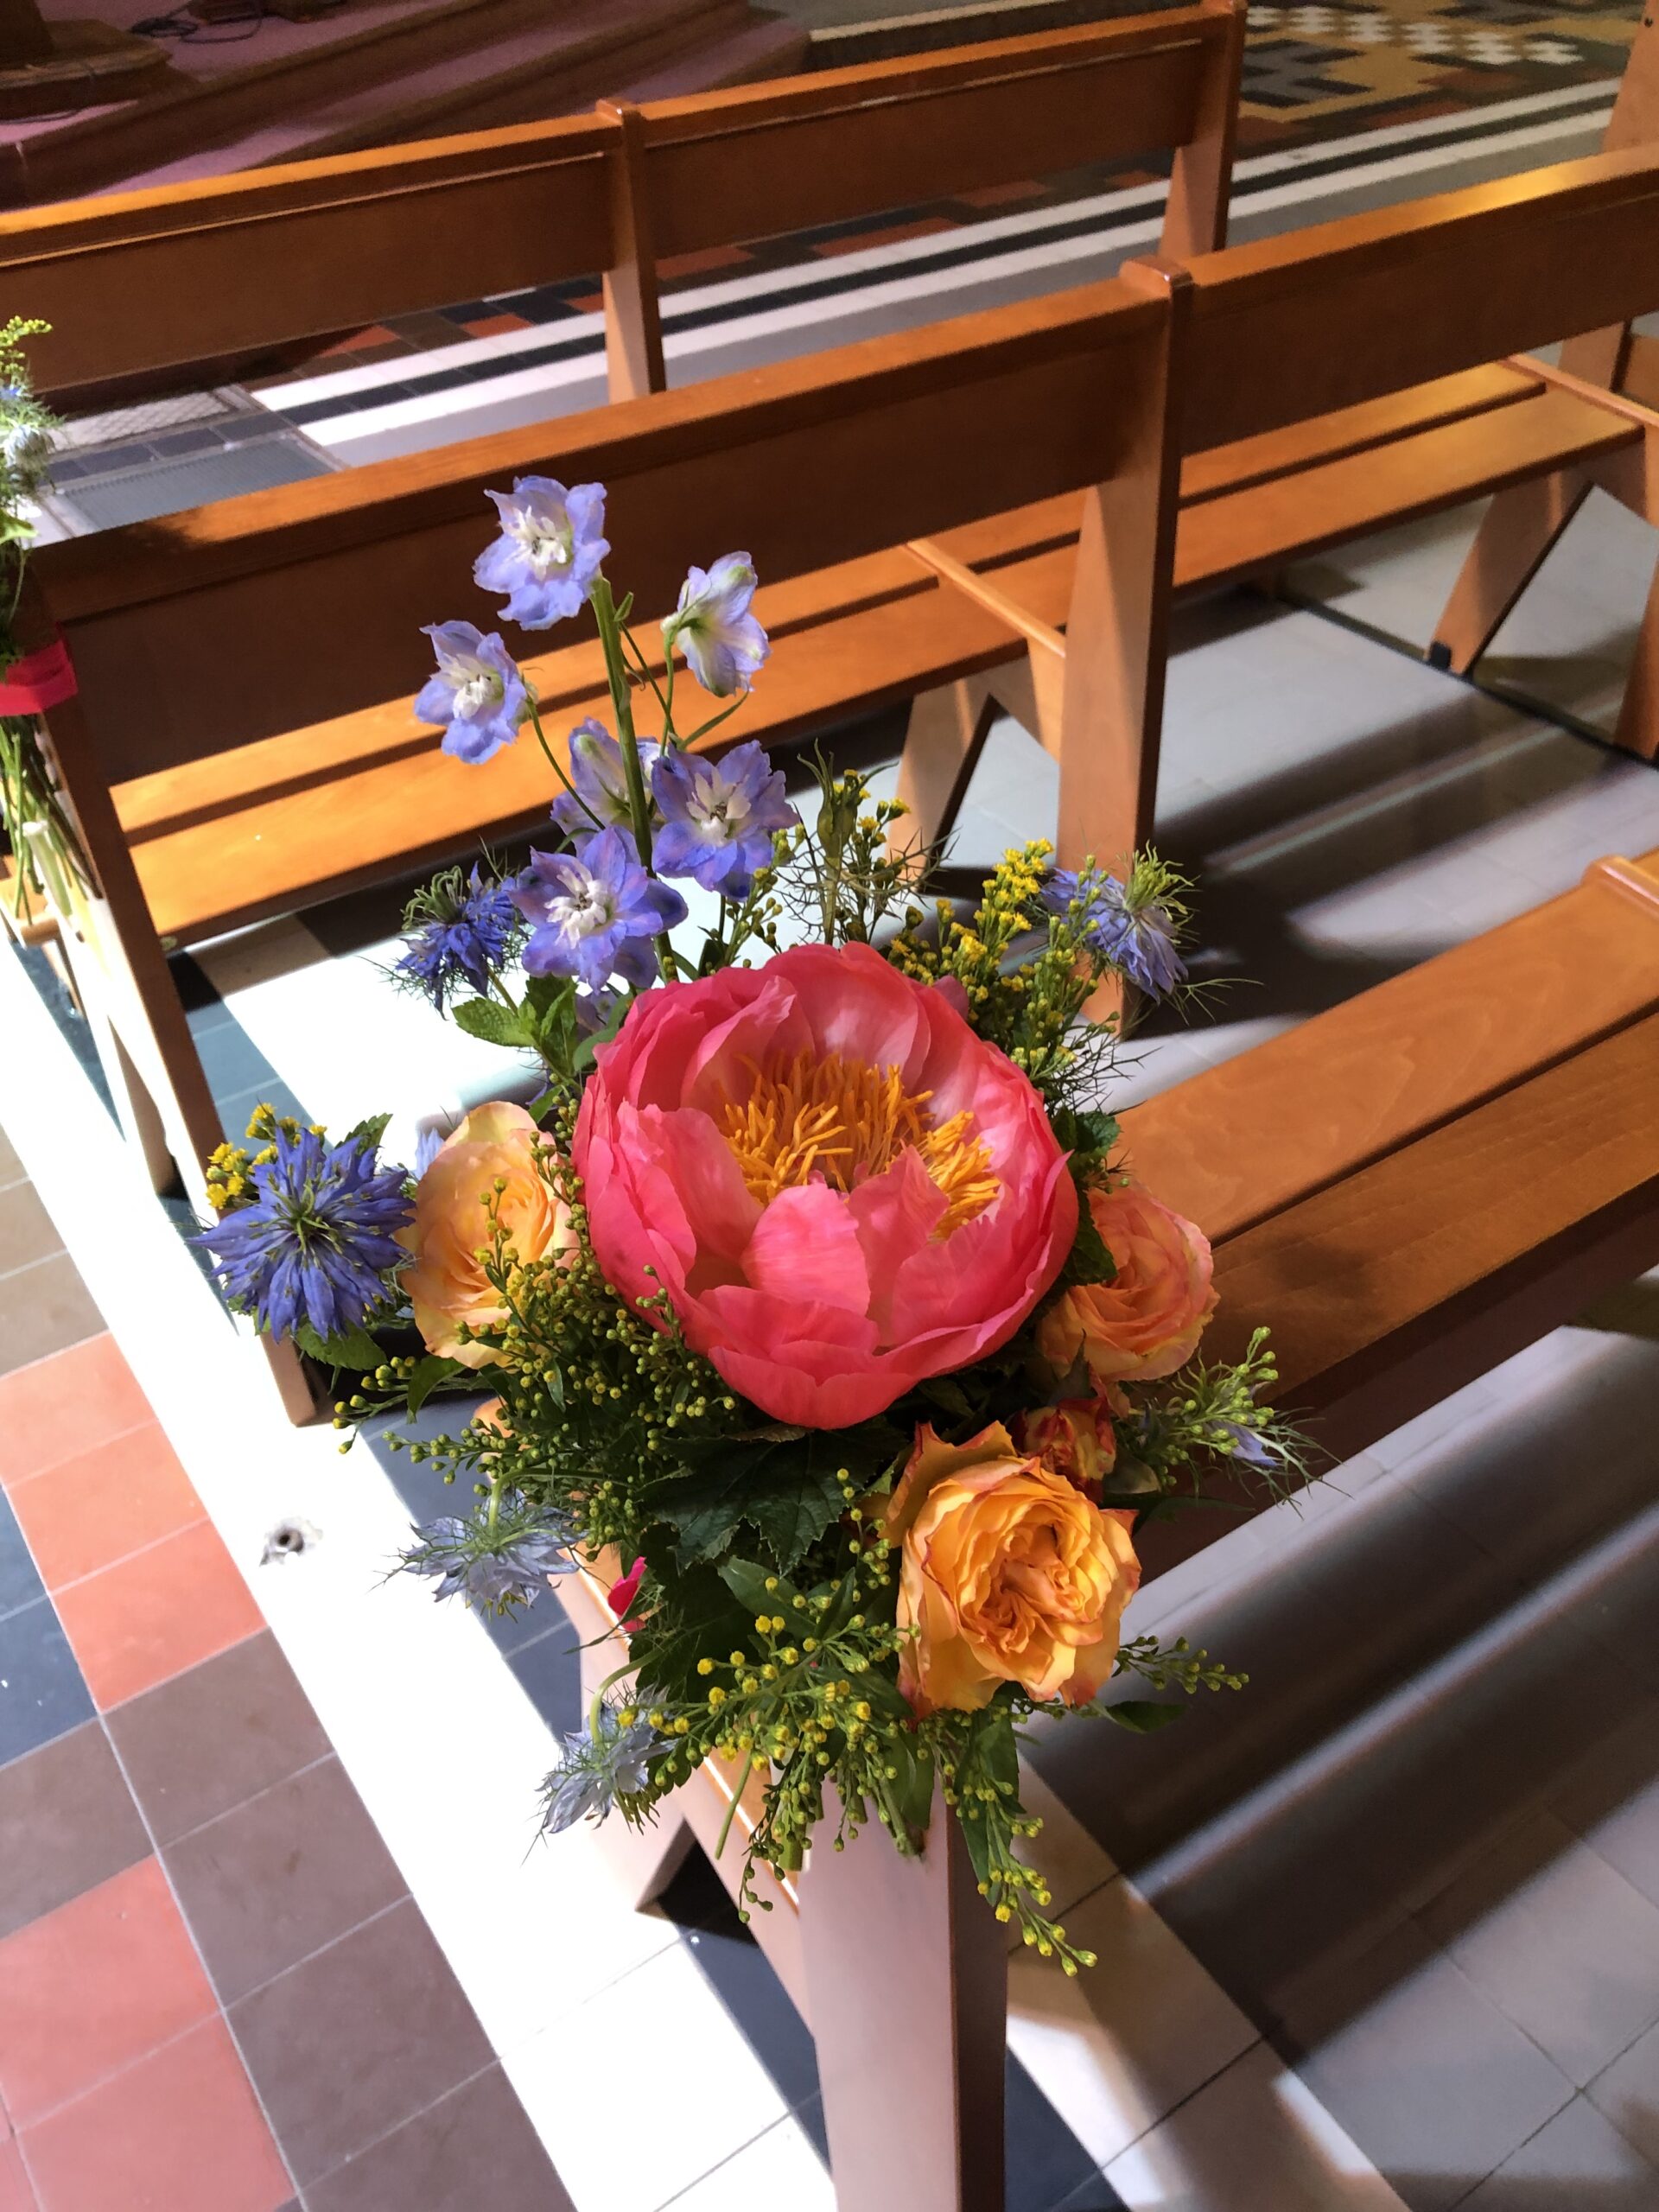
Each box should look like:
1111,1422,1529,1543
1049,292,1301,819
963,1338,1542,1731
474,476,608,629
651,741,797,900
395,866,521,1013
1043,870,1188,1001
550,718,663,846
397,1497,578,1615
196,1125,411,1342
415,623,530,766
662,553,769,697
512,824,687,991
538,1710,673,1835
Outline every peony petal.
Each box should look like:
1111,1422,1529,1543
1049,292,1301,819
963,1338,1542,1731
742,1182,870,1313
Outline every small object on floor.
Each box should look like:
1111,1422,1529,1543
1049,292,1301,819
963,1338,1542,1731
260,1516,321,1565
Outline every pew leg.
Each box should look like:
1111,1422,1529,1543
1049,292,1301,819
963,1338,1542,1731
798,1797,1007,2212
891,677,997,857
1430,468,1593,675
1611,549,1659,763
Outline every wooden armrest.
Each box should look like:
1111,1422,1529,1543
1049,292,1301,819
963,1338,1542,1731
1504,351,1659,435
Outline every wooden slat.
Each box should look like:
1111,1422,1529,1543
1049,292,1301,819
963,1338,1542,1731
639,10,1223,256
1122,852,1659,1245
33,278,1161,778
1174,146,1659,451
1204,1009,1659,1422
3,118,617,397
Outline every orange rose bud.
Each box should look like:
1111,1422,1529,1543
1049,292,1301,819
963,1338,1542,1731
399,1102,575,1368
1020,1398,1120,1495
1038,1182,1216,1388
886,1422,1141,1717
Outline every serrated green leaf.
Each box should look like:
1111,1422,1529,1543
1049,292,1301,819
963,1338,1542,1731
1102,1699,1185,1734
293,1319,384,1372
345,1110,394,1154
1057,1192,1117,1289
450,996,529,1048
657,1425,899,1573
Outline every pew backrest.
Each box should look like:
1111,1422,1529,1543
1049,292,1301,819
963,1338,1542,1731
1162,143,1659,453
1,0,1243,407
29,274,1172,778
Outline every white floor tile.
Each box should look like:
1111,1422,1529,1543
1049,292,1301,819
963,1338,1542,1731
502,1941,790,2212
658,2117,835,2211
1103,2042,1411,2211
1007,1874,1258,2168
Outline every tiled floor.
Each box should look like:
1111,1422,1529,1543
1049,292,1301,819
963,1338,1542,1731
0,1187,569,2212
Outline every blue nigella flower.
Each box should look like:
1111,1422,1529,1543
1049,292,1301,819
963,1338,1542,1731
474,476,608,629
550,718,663,846
1217,1421,1281,1471
196,1124,412,1342
662,553,769,696
395,866,520,1013
415,622,531,766
396,1497,578,1614
651,741,797,900
1043,870,1188,1000
539,1710,672,1835
512,824,687,991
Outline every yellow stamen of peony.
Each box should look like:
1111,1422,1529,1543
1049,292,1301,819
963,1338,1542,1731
721,1049,999,1234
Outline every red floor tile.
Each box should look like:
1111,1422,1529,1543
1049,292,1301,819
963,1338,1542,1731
9,1427,202,1592
658,243,750,279
0,2139,33,2212
21,2019,290,2212
0,1340,153,1491
461,311,531,336
0,1859,216,2126
54,1522,263,1711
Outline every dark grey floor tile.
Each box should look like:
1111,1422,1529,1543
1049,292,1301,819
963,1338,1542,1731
0,1251,105,1376
506,1619,581,1734
304,2063,575,2212
0,1179,60,1275
1005,2053,1103,2212
164,1754,407,2004
1280,1918,1573,2212
106,1628,331,1845
194,1019,285,1106
231,1897,493,2184
1460,2095,1659,2211
1417,1812,1659,2088
0,1596,95,1768
0,1488,44,1622
0,1720,148,1937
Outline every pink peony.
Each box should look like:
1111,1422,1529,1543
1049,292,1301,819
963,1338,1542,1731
572,942,1077,1427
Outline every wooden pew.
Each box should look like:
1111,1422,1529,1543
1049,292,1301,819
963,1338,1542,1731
21,273,1178,1219
1429,3,1659,752
896,141,1659,878
3,2,1243,412
547,840,1659,2212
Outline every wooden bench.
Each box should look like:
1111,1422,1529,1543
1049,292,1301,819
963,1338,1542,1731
896,130,1659,876
557,840,1659,2212
21,271,1177,1235
2,1,1243,413
1428,7,1659,758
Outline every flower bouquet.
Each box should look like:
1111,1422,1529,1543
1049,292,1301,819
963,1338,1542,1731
199,479,1301,1971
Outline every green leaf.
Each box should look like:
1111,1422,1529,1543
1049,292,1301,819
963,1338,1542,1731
881,1732,936,1842
1057,1193,1117,1290
404,1353,463,1415
1102,1699,1186,1734
345,1110,394,1153
292,1319,385,1373
572,990,631,1075
450,996,529,1048
718,1555,806,1624
658,1423,900,1574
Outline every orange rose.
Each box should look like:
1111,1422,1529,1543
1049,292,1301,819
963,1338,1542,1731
1038,1182,1215,1387
885,1422,1140,1715
1019,1397,1122,1494
399,1102,574,1367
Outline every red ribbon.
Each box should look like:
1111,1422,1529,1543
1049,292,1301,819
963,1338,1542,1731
0,638,76,716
